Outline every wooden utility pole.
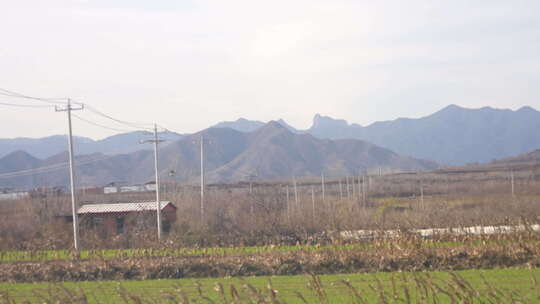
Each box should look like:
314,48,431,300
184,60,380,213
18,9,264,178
338,179,343,200
55,99,84,250
311,186,316,221
141,124,165,240
321,173,325,203
511,169,515,197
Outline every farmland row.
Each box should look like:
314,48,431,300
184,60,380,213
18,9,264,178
1,232,539,283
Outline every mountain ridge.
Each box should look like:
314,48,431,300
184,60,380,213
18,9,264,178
0,131,183,159
0,122,436,189
1,104,539,169
212,105,540,165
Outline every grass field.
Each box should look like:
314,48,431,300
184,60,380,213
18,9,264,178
2,235,534,263
1,268,539,303
0,244,357,262
1,167,539,302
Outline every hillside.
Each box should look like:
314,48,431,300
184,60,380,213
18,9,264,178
0,131,183,159
0,123,436,188
209,122,434,181
213,105,540,165
4,105,539,167
307,105,540,165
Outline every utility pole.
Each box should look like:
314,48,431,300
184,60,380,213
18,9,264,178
247,172,257,215
293,177,299,210
338,179,343,200
286,185,290,223
249,175,253,215
362,175,366,208
511,169,515,197
321,173,325,203
55,99,83,250
351,175,356,201
200,135,204,221
358,174,362,202
346,176,350,199
141,124,165,240
311,185,315,221
420,177,424,207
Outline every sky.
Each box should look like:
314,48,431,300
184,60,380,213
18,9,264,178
1,0,539,139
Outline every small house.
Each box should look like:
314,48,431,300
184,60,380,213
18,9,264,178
103,182,126,194
0,191,29,201
78,201,177,237
103,185,119,194
144,181,157,192
119,185,146,193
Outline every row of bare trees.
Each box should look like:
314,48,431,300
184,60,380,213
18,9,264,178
0,168,539,249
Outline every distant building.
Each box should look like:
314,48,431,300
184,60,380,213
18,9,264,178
104,185,118,194
103,181,158,194
144,181,157,192
103,182,125,194
0,190,29,201
119,185,146,193
78,201,177,237
81,187,103,195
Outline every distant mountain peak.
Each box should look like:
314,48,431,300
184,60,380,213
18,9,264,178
252,121,293,139
235,118,252,123
264,120,289,130
517,105,537,113
276,119,298,132
212,118,265,133
440,104,465,112
1,150,38,161
311,114,349,130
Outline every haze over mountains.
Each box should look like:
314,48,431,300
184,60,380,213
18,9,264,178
0,122,435,188
213,105,540,165
0,131,183,159
1,104,539,189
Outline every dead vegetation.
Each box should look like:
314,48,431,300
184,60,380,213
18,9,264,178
2,166,540,250
0,167,539,284
1,232,539,283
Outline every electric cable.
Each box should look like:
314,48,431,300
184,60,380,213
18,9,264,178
72,113,139,133
0,88,69,104
0,154,122,179
0,101,54,108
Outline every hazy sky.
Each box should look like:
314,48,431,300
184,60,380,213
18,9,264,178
1,0,539,139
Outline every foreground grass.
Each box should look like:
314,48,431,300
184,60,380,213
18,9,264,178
0,268,539,303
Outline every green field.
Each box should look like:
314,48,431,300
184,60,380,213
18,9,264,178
1,238,527,263
1,268,539,303
0,245,359,262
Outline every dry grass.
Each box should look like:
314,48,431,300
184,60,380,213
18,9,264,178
0,232,539,283
1,167,540,250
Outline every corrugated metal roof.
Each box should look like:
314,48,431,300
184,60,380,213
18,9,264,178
78,201,173,214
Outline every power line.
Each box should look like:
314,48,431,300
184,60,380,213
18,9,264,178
0,87,158,132
0,101,54,108
156,125,182,134
84,104,154,131
0,88,69,104
0,162,71,178
72,113,140,133
0,154,120,179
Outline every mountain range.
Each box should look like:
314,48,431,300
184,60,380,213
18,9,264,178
212,105,540,165
1,104,540,189
0,131,183,159
0,122,435,188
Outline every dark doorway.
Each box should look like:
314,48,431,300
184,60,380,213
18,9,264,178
116,217,125,234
